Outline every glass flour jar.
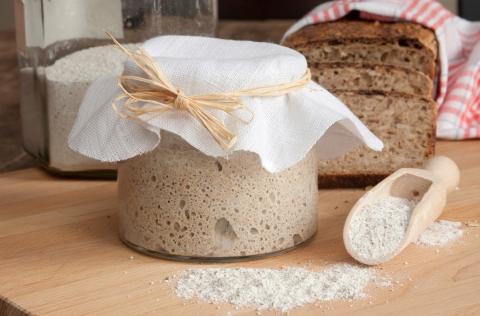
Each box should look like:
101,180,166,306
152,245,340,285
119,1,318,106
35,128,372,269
15,0,217,177
118,132,318,260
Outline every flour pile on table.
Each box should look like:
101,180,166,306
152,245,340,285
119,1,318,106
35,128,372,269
175,263,379,312
415,220,464,247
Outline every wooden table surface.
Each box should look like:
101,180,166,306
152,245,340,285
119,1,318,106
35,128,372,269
0,140,479,316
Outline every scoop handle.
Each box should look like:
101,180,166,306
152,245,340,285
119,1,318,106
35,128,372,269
423,156,460,194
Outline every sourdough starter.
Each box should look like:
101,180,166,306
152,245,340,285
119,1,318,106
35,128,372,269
118,133,318,258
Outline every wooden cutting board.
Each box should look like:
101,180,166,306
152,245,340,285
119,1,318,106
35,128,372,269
0,141,479,316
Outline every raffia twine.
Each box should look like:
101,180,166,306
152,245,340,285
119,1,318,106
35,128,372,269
108,32,311,149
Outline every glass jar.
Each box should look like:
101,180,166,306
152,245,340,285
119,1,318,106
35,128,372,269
15,0,217,177
118,132,318,261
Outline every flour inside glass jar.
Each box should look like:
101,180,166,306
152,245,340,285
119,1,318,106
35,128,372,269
45,44,138,171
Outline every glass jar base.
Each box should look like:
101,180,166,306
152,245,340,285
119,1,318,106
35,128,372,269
119,233,316,263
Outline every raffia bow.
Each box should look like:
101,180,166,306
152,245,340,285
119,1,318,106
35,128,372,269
108,33,311,149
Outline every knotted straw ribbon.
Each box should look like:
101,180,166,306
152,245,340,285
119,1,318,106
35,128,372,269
108,32,311,149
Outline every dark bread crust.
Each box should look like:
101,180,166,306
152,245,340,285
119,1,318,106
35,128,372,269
283,20,437,58
318,174,387,188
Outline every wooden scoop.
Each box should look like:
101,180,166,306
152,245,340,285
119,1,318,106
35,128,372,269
343,156,460,265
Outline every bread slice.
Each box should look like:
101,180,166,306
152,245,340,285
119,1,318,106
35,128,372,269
283,20,437,79
311,63,433,97
318,92,436,188
294,41,436,79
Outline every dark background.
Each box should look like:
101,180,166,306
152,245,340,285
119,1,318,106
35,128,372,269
459,0,480,21
219,0,479,20
219,0,326,19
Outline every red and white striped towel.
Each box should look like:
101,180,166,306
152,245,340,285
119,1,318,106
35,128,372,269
284,0,480,139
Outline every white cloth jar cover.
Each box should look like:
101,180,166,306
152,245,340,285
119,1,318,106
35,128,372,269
68,35,383,173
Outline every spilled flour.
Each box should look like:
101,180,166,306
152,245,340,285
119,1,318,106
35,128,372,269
416,220,464,246
176,264,380,312
347,196,416,262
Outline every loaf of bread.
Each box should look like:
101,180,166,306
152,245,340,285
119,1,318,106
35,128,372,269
284,20,438,187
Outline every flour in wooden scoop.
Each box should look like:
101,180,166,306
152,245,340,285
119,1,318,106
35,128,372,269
347,196,416,262
347,196,464,263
